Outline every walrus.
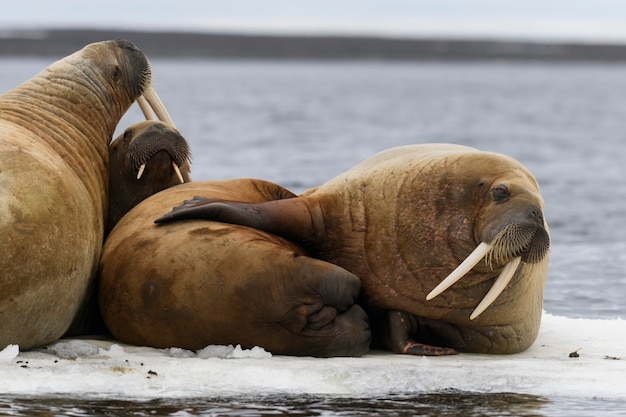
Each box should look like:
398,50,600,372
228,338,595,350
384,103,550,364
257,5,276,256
155,143,550,355
0,40,173,350
106,120,192,236
99,179,371,357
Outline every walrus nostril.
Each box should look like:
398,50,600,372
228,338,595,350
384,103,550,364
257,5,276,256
146,123,168,133
146,125,159,133
528,206,544,226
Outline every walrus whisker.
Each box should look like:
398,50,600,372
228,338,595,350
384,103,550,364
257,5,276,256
173,162,185,184
485,224,536,268
470,256,521,320
141,86,175,127
136,163,146,180
426,242,493,301
136,95,158,121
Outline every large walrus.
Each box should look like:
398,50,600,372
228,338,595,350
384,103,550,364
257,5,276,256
156,144,551,355
99,179,371,357
0,40,172,350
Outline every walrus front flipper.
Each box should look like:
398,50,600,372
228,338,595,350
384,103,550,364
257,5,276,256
155,179,299,226
155,197,318,242
381,310,457,356
154,196,227,223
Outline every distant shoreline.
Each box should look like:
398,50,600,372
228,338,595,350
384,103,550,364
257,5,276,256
2,29,626,61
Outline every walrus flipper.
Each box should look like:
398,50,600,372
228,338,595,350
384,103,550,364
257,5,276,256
155,198,268,226
292,258,371,357
381,310,457,356
155,197,316,242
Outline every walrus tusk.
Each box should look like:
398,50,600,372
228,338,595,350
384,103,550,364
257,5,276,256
136,87,180,183
470,256,522,320
137,163,185,183
136,95,158,121
426,242,493,301
173,162,185,184
140,86,175,127
136,164,146,180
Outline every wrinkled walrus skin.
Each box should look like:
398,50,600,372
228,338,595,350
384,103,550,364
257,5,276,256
99,179,371,357
0,40,171,350
156,144,550,355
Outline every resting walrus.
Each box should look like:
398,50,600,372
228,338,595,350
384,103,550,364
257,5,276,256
156,143,550,355
0,40,172,349
99,179,371,357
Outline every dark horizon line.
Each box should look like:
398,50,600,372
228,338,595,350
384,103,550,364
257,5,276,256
2,28,626,61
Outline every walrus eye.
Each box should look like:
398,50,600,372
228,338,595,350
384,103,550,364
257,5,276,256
123,129,133,142
112,66,121,82
492,185,509,202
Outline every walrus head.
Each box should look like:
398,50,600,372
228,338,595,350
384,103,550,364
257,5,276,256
426,163,550,320
64,39,174,128
106,121,192,235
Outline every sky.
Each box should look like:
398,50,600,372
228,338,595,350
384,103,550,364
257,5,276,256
2,0,626,44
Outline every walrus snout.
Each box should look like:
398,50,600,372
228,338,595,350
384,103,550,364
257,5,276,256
487,204,550,267
427,204,549,320
127,122,192,183
108,39,152,99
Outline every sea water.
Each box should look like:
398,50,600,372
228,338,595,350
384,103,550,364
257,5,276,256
1,57,626,416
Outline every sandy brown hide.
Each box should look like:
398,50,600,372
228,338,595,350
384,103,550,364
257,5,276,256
99,179,370,357
0,40,153,349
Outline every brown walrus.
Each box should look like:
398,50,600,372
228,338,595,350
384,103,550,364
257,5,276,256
155,143,550,355
99,179,371,357
106,120,192,236
0,40,173,350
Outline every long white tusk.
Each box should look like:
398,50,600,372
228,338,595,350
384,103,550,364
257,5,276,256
173,162,185,184
470,256,522,320
136,163,146,180
426,242,493,300
141,85,175,127
137,95,158,120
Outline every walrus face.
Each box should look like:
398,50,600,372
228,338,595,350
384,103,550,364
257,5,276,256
123,121,192,183
98,39,175,127
479,183,550,266
65,40,149,109
106,121,192,235
426,163,550,320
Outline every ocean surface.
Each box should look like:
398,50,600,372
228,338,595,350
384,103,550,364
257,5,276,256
1,56,626,416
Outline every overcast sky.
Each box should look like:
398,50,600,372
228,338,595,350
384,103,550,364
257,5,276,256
3,0,626,43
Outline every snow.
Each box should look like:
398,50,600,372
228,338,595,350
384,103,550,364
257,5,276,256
1,312,624,400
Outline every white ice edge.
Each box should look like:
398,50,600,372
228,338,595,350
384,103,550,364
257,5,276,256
1,312,624,400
